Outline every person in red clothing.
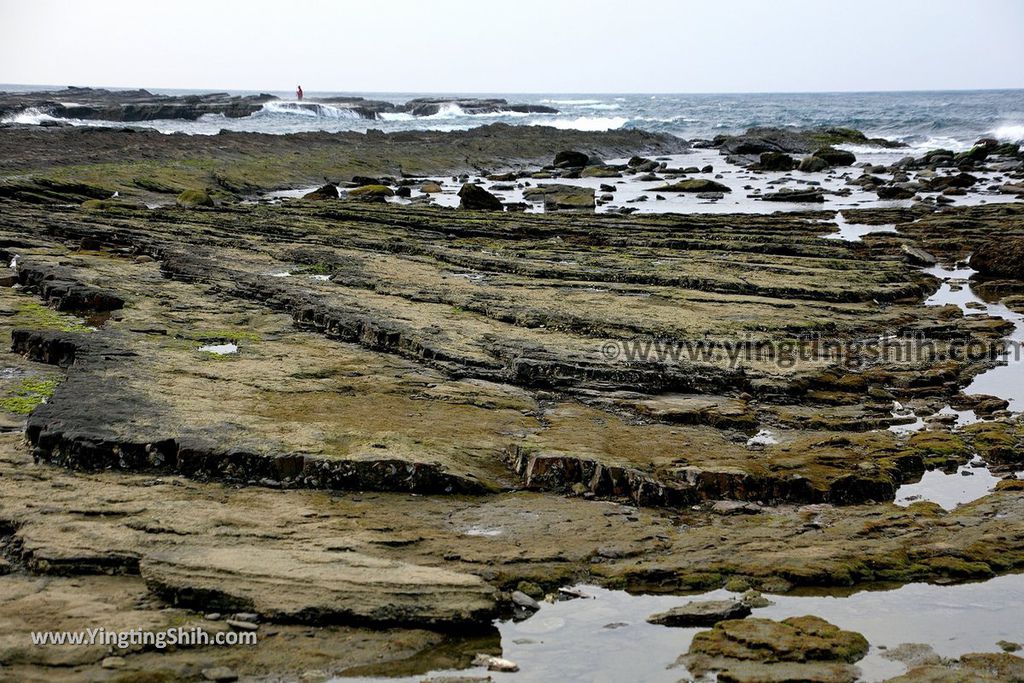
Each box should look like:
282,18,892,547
296,85,304,101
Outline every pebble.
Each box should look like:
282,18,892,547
511,590,540,611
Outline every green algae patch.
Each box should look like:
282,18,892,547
176,189,215,208
0,377,60,415
12,301,92,333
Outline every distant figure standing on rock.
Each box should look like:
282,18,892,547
296,85,303,101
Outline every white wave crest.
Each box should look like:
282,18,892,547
257,101,361,119
533,116,628,131
0,107,63,125
540,99,604,105
990,124,1024,143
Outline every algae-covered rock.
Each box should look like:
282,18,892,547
302,184,339,201
175,189,215,208
522,183,595,211
680,615,868,683
347,184,394,202
457,183,503,211
971,238,1024,279
651,178,731,193
80,199,139,211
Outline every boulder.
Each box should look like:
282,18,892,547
760,189,826,203
901,244,938,266
647,599,751,627
581,165,623,178
755,152,796,171
552,150,590,168
813,146,856,166
678,615,869,683
971,239,1024,279
420,181,443,194
140,547,498,627
457,183,503,211
650,179,731,193
522,184,595,211
799,156,831,173
347,184,394,202
876,185,916,200
302,184,339,201
175,189,215,208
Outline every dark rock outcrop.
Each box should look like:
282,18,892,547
458,183,504,211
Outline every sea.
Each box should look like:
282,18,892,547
2,85,1024,152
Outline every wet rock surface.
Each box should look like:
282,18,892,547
0,123,1021,681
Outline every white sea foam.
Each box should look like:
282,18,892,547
991,124,1024,143
532,116,628,131
258,101,361,119
0,107,63,125
540,99,604,105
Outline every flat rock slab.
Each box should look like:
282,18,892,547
647,599,751,627
140,546,498,627
679,615,869,683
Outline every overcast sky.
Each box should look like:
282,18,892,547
2,0,1022,94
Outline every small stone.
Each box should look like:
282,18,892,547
205,612,222,620
511,590,540,611
516,581,544,600
231,612,259,622
647,599,752,627
998,640,1021,652
741,589,773,608
472,654,519,672
101,656,126,669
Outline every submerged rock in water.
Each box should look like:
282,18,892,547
458,183,503,211
761,188,826,202
647,599,751,627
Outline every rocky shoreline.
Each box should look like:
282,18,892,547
0,87,558,123
0,120,1022,682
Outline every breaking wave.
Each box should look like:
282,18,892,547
533,115,629,131
256,101,361,119
990,124,1024,143
0,107,64,125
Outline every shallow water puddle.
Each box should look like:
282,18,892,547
198,342,238,355
822,212,899,241
895,457,1001,509
925,263,1024,410
340,575,1024,683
